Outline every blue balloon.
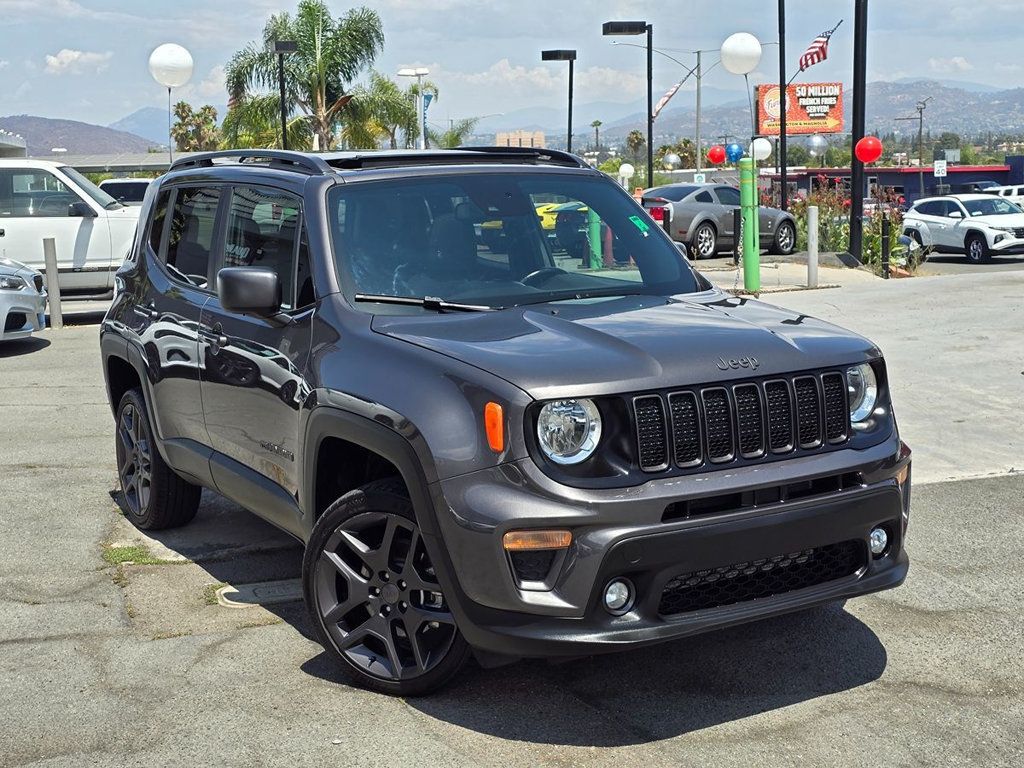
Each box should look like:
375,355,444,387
726,142,744,163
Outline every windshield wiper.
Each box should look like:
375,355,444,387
513,288,652,307
354,294,499,312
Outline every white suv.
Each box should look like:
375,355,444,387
0,159,141,295
902,194,1024,263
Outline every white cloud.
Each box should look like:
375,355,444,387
927,56,974,74
0,60,8,70
44,49,113,75
13,81,31,99
441,59,645,103
179,64,227,101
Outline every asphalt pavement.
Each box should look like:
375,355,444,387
1,271,1022,767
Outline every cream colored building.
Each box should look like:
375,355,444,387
495,130,546,149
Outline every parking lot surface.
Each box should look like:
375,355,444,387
1,271,1022,766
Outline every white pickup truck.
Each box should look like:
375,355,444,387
0,159,141,295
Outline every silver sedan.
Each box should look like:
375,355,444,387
0,258,47,342
642,183,797,259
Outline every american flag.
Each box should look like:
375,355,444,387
799,21,842,71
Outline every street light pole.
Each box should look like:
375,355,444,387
273,40,297,151
695,50,702,173
849,0,868,261
897,97,932,199
541,49,578,152
398,67,431,150
778,0,788,209
603,20,654,187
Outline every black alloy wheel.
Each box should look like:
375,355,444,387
304,479,470,695
116,401,152,517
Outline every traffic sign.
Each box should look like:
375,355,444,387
934,160,948,178
693,172,706,184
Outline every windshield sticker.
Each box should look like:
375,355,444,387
629,214,651,236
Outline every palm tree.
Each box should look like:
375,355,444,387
626,129,645,164
591,119,602,151
171,102,220,152
220,94,312,149
428,118,479,149
224,0,384,150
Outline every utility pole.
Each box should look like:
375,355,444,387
778,0,788,209
695,50,702,173
848,0,868,261
897,96,932,200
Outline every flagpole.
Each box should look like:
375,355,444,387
779,0,788,210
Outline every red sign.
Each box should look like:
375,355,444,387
757,82,844,136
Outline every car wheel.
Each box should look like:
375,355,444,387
964,232,989,263
692,223,717,259
303,478,471,696
770,221,796,255
115,388,200,530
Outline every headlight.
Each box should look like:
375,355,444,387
847,363,878,423
536,398,602,465
0,275,27,291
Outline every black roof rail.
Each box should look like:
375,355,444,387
169,149,333,176
325,147,591,171
455,146,591,168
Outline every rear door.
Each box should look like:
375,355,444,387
198,184,315,529
0,167,111,292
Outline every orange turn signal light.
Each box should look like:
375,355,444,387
896,465,909,486
503,530,573,551
484,401,504,453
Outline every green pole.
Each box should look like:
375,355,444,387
587,207,602,269
739,156,760,293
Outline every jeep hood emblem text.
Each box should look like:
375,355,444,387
716,356,760,371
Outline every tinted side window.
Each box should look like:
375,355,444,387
223,186,302,310
164,186,221,288
147,189,172,258
695,191,714,203
715,187,741,206
0,169,82,218
915,201,938,216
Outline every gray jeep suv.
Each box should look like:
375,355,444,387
100,148,910,696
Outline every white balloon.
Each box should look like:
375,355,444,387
720,32,762,76
750,137,773,161
149,43,193,88
618,162,636,178
809,134,827,149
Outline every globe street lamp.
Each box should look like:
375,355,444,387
398,67,430,150
148,43,193,165
541,50,577,153
274,40,297,150
603,20,653,188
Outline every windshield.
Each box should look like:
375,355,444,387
329,172,701,310
59,166,122,209
102,181,150,202
962,197,1022,216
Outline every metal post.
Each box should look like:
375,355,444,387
881,213,891,279
778,0,788,210
807,205,819,288
43,238,62,331
567,58,574,153
732,208,742,266
695,51,702,174
167,87,173,166
739,157,760,293
587,208,603,269
646,24,654,188
277,54,288,150
917,108,925,199
848,0,869,261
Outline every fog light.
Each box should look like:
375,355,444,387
603,579,634,615
869,527,889,556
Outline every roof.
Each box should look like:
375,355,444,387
917,193,1004,202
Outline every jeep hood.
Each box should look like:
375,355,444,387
371,292,879,400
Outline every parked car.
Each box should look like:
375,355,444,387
989,184,1024,208
101,148,910,696
902,194,1024,262
0,159,141,296
0,256,47,342
955,180,1000,194
99,177,156,206
641,183,797,258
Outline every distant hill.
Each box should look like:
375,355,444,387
0,115,155,156
108,107,170,146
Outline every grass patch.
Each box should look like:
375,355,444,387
102,544,169,566
202,582,228,606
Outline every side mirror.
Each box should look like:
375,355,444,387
68,200,96,218
948,210,963,219
217,267,281,317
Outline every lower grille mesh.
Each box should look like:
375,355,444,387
658,540,865,616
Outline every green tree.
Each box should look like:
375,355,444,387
170,102,220,152
220,94,312,150
785,143,811,166
337,73,437,149
428,117,479,149
591,119,602,150
225,0,384,150
625,129,645,165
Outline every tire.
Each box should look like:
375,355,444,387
691,222,717,259
114,388,200,530
964,232,989,263
303,478,471,696
769,220,796,255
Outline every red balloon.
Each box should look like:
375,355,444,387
855,135,883,164
708,145,726,164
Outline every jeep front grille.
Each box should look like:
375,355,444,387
632,370,851,474
658,539,865,616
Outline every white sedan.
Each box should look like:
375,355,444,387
902,194,1024,262
0,257,47,342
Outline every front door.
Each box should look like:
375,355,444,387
713,186,741,244
198,184,315,518
0,167,112,292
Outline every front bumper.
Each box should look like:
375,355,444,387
426,433,910,658
0,286,47,341
989,232,1024,253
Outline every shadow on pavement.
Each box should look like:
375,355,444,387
0,337,50,357
924,254,1024,266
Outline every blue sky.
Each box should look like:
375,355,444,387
1,0,1022,126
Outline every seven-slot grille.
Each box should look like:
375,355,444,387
633,371,851,473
